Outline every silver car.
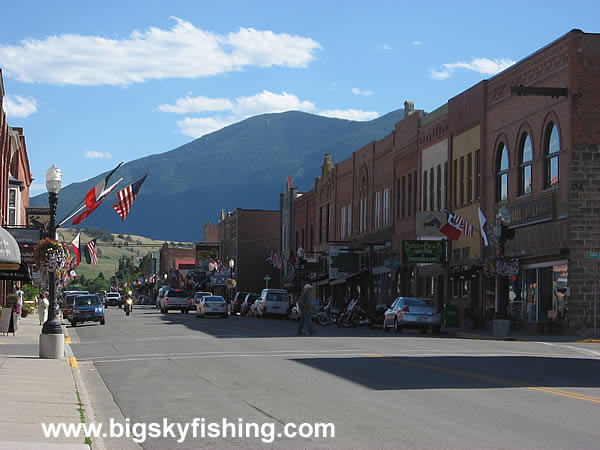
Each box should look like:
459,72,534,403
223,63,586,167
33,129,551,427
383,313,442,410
196,295,228,318
382,297,441,335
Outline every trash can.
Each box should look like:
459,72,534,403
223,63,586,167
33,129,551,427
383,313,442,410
444,304,458,327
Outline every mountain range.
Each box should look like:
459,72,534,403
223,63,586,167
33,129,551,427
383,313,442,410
31,109,405,241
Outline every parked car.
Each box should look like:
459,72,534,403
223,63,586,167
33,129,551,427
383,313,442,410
60,290,88,309
231,291,250,315
240,293,259,316
69,294,105,327
288,299,321,322
62,292,91,320
159,288,192,313
190,291,213,311
196,295,228,318
256,289,289,318
105,292,123,308
382,297,441,334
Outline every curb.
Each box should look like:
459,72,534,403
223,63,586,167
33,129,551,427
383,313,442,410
445,332,521,342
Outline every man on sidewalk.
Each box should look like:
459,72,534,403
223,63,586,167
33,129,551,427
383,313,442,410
297,284,317,336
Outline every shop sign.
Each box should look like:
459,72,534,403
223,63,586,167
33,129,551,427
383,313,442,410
4,227,41,245
415,211,447,238
212,273,228,286
196,244,219,260
507,195,554,228
402,240,446,264
26,207,51,235
329,245,358,279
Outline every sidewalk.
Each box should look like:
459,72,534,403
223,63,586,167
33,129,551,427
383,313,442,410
441,325,600,343
0,314,89,449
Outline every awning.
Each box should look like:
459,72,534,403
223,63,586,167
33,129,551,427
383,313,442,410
0,262,31,282
0,226,22,267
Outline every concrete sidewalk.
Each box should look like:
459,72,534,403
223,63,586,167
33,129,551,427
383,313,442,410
442,325,600,343
0,314,89,449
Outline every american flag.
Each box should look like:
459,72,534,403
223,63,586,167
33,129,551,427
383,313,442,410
86,239,98,265
112,174,148,221
266,249,282,269
454,214,474,237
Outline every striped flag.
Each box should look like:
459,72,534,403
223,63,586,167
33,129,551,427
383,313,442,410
266,249,283,269
71,232,81,266
85,162,123,209
112,174,148,221
85,239,98,265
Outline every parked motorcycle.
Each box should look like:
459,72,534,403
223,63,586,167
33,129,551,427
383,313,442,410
317,297,341,325
337,299,370,327
124,296,133,316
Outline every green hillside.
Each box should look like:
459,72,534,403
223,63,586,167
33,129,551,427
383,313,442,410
56,228,193,280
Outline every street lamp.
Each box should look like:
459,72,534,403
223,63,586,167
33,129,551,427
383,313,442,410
40,164,63,359
494,206,514,322
229,258,235,277
296,247,305,291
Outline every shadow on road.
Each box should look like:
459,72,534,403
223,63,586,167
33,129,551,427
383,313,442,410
291,355,600,391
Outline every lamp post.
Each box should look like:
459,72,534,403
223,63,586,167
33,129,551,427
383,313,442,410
229,258,235,277
493,206,514,334
40,164,63,359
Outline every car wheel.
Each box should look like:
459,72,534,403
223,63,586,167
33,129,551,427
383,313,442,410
100,318,106,325
164,308,169,314
382,320,388,332
394,318,401,333
72,321,77,327
195,310,200,318
432,326,441,335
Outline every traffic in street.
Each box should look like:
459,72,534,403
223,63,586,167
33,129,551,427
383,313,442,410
68,305,600,449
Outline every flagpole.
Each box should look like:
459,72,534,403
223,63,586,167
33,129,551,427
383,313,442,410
57,178,123,227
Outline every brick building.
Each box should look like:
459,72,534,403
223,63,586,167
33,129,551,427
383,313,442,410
283,30,600,333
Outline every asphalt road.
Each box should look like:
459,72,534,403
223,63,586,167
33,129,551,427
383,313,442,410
69,305,600,449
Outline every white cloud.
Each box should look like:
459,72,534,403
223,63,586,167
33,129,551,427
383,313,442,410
318,109,379,121
351,87,373,96
177,117,235,138
0,17,321,86
28,183,47,193
431,57,515,80
380,44,393,51
2,95,38,118
162,90,378,138
413,40,424,46
157,96,233,114
84,150,113,159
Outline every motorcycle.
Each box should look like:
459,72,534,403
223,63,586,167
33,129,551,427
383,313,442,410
337,299,370,327
317,297,341,325
124,297,133,316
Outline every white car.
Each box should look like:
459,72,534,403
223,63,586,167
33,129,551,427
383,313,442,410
190,291,213,311
256,289,289,318
196,295,228,318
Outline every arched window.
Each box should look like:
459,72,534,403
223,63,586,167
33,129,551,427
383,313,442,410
519,133,533,196
544,123,560,188
496,143,509,202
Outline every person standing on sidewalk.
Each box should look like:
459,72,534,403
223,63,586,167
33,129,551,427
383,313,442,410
297,284,317,336
38,291,49,325
15,286,24,322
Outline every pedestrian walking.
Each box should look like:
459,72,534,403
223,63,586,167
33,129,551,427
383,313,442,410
38,291,50,325
15,286,24,322
297,284,317,336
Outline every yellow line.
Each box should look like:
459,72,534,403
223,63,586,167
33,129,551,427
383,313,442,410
64,337,71,344
69,356,78,368
366,354,600,404
575,339,600,343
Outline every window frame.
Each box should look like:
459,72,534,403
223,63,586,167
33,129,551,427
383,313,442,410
496,143,509,203
544,122,560,189
518,133,533,196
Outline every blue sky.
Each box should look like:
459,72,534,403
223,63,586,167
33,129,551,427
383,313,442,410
1,0,598,192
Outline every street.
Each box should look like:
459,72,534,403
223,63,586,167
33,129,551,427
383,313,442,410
69,306,600,449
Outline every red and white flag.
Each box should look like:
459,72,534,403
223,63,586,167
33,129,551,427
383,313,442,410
71,232,81,266
439,213,462,240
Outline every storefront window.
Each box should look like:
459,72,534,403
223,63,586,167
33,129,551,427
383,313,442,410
552,264,568,320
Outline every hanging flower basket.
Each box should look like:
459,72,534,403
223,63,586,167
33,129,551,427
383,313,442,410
483,256,520,278
226,279,237,290
34,238,69,273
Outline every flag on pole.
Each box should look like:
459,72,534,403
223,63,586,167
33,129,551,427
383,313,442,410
478,207,489,247
85,162,124,209
112,174,148,221
266,249,282,269
72,232,81,266
71,179,121,225
439,213,462,240
84,239,98,265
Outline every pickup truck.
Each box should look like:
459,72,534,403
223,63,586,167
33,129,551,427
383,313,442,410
158,288,191,313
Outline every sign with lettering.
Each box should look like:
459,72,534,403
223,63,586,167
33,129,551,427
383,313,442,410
587,252,600,260
26,207,51,236
329,245,359,279
195,244,219,261
415,212,447,238
0,307,17,335
402,240,446,264
4,227,41,245
507,195,554,228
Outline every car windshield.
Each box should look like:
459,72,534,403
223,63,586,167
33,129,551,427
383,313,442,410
75,296,101,306
205,297,225,302
400,298,432,307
